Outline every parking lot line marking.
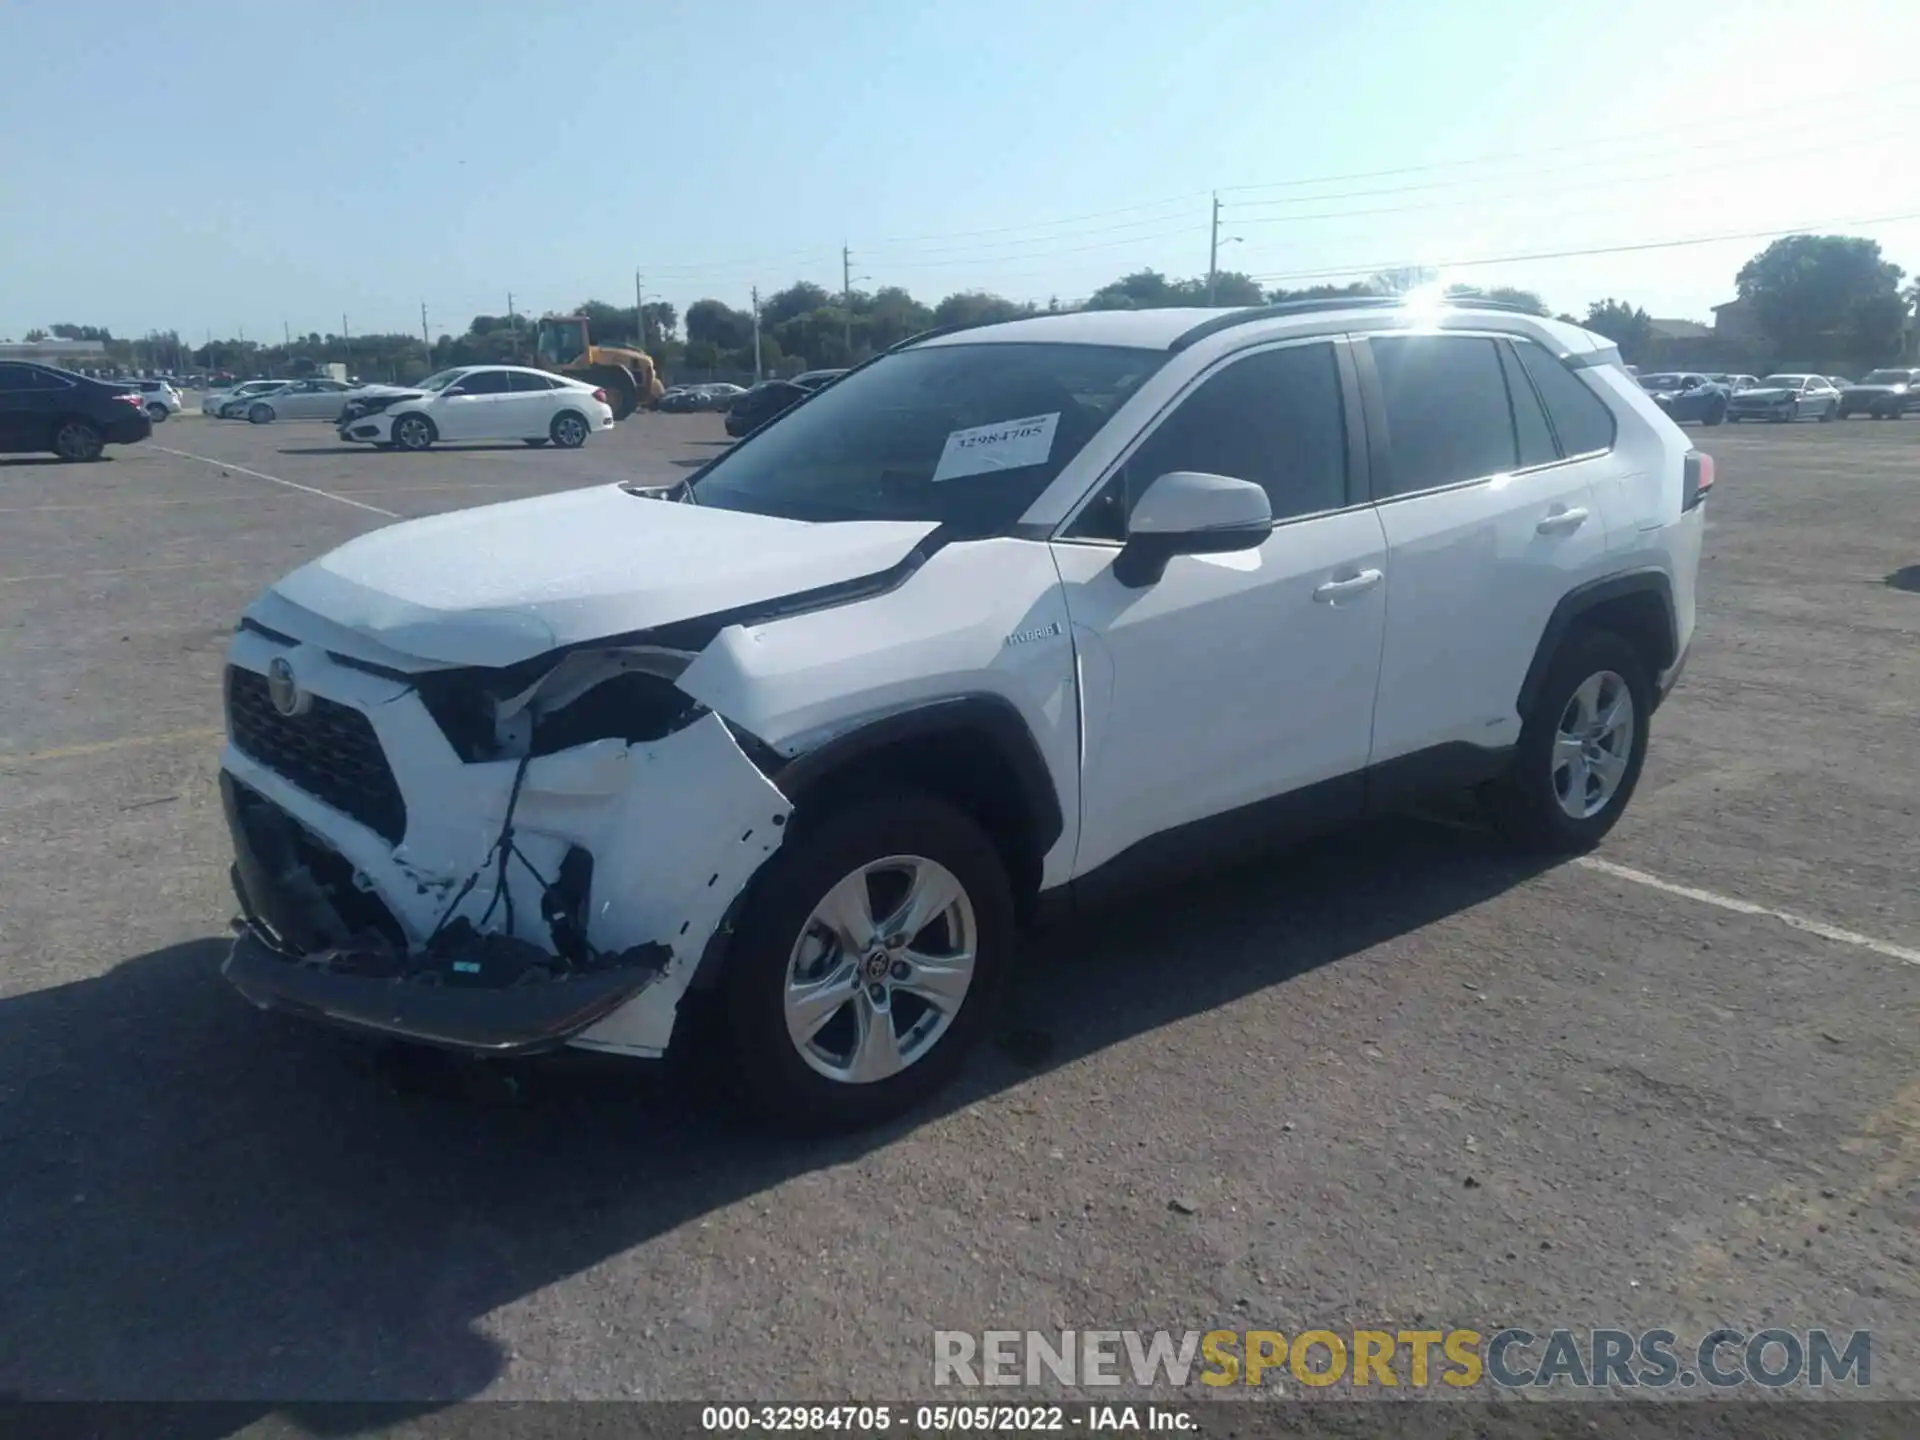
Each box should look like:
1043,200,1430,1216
1,560,228,585
0,726,224,766
149,445,399,519
1576,855,1920,967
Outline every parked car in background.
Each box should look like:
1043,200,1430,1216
0,361,153,461
1637,372,1728,425
1707,373,1758,393
792,368,849,390
1837,367,1920,419
205,380,289,417
698,382,747,411
723,378,811,437
236,377,355,424
131,379,182,421
1726,374,1840,423
219,381,296,419
336,365,614,451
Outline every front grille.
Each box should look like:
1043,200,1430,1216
226,666,408,843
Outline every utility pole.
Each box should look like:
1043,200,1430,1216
1207,192,1220,306
420,302,431,362
842,245,853,360
283,319,291,348
751,285,763,385
635,269,645,349
507,292,517,360
342,313,352,375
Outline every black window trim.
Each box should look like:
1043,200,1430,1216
1051,333,1371,548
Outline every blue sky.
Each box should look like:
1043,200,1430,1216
4,0,1917,343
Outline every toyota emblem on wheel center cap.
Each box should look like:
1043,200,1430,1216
266,656,310,718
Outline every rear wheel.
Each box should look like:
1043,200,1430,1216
145,402,169,422
578,363,638,421
1483,627,1651,854
549,411,590,449
52,418,105,462
1819,401,1836,422
1704,399,1727,426
723,790,1014,1132
391,413,435,451
247,402,275,424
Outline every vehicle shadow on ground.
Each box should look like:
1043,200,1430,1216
275,445,539,457
0,811,1550,1421
1,457,98,468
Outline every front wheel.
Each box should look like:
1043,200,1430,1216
549,411,590,449
1819,402,1836,422
1482,627,1652,854
723,790,1014,1133
248,403,275,425
53,419,105,462
391,413,435,451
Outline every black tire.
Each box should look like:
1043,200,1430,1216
1482,627,1653,854
52,418,105,462
722,789,1015,1133
1818,402,1835,422
522,438,549,448
146,403,169,422
391,413,435,451
248,402,275,425
1727,414,1741,423
549,411,590,449
1703,400,1726,426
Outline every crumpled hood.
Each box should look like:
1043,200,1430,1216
259,484,937,667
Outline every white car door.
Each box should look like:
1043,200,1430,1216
507,369,563,434
1358,331,1612,767
1049,338,1389,878
434,367,514,439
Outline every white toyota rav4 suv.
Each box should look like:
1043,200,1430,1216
218,298,1707,1130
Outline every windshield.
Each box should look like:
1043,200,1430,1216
416,369,466,392
685,343,1164,535
1759,375,1806,387
1861,370,1909,384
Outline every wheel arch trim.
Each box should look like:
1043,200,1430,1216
1516,569,1676,720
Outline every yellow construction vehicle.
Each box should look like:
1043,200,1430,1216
532,314,664,421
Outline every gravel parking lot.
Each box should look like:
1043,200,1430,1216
2,411,1916,1404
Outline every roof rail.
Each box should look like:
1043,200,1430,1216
1167,295,1554,352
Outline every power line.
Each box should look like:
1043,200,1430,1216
1242,210,1920,285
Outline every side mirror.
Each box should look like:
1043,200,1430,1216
442,386,469,398
1113,471,1273,588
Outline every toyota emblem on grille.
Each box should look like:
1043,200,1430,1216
266,656,310,717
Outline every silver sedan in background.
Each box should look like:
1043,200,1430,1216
231,378,355,423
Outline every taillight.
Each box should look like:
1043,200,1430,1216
592,387,609,404
1682,449,1714,510
116,393,144,407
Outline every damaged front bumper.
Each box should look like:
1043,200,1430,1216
216,628,793,1059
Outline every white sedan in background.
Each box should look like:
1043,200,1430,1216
234,377,355,424
203,380,288,416
335,365,616,450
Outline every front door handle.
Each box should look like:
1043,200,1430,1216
1536,506,1590,535
1313,568,1384,603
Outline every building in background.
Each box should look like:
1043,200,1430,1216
0,338,109,366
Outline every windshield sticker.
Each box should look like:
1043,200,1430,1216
931,412,1061,482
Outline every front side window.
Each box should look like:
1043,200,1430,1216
417,370,467,392
686,343,1163,536
453,369,511,395
1072,342,1349,540
1369,335,1517,496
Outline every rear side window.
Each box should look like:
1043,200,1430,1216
1497,343,1558,469
1511,340,1616,457
508,371,556,392
1369,335,1516,497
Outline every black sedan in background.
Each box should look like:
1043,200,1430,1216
1637,372,1729,425
723,379,811,437
0,361,153,461
1837,368,1920,419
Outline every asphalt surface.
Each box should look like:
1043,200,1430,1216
1,407,1916,1408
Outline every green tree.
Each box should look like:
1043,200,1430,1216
1447,284,1549,315
1582,299,1655,363
861,286,934,350
573,299,638,345
1735,234,1905,364
641,301,678,347
686,298,754,351
1265,282,1375,304
931,291,1032,329
762,282,834,329
50,322,113,341
23,328,49,342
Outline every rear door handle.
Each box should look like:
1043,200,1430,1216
1312,568,1383,602
1536,506,1590,535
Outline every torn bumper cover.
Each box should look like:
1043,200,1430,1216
215,633,793,1060
222,772,666,1053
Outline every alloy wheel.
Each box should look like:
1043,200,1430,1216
1552,670,1635,820
783,855,977,1085
54,421,102,461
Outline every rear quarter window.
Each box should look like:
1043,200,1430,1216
1511,340,1617,457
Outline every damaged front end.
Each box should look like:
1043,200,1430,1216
219,631,793,1058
